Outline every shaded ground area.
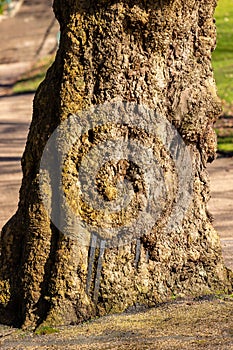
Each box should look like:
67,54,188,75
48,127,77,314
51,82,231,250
0,93,32,228
0,297,233,350
208,157,233,270
0,1,232,349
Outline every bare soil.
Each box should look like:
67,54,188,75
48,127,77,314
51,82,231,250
0,1,232,349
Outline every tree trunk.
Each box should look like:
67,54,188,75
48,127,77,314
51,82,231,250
0,0,232,329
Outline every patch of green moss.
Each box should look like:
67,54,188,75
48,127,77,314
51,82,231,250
35,326,60,335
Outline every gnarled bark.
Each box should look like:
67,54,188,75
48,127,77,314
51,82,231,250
0,0,232,329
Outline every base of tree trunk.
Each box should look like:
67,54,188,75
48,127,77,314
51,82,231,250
0,0,233,329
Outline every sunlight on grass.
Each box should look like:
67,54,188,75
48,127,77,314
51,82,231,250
13,55,55,94
212,0,233,104
218,142,233,153
215,129,233,154
212,0,233,153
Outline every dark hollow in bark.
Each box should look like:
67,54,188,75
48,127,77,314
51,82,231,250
0,0,232,329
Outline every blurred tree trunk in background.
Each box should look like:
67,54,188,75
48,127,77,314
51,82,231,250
0,0,232,329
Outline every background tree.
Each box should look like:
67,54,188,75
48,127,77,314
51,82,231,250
0,0,232,329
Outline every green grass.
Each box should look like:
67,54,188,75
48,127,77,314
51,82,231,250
212,0,233,104
0,0,10,15
215,128,233,154
13,55,55,94
0,0,5,14
218,138,233,153
212,0,233,153
35,326,60,336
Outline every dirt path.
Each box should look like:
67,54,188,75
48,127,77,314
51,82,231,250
208,158,233,270
0,0,58,225
0,0,58,95
0,93,32,228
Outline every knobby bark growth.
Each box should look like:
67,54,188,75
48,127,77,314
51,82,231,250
0,0,232,329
